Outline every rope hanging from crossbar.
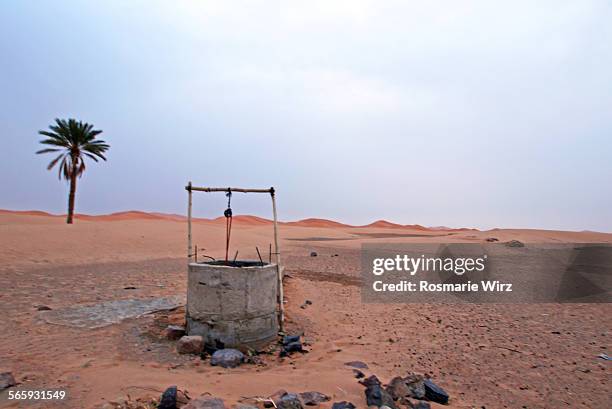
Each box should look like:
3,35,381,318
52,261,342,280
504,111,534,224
224,189,233,262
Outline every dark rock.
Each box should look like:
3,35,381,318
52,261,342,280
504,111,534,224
184,397,226,409
277,393,303,409
407,400,431,409
123,286,137,290
485,237,499,242
177,335,204,354
300,300,313,309
264,390,287,408
358,374,381,388
505,240,525,248
0,372,16,390
386,376,411,401
280,338,304,356
299,391,330,405
233,406,258,409
158,386,178,409
364,383,397,409
165,325,186,341
404,373,426,400
331,402,355,409
310,252,317,257
353,369,365,379
36,305,52,311
345,360,369,369
211,349,244,368
423,379,449,405
282,335,301,345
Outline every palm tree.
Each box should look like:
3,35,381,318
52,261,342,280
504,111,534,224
36,118,110,224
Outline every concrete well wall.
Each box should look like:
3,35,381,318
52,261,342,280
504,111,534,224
186,261,279,350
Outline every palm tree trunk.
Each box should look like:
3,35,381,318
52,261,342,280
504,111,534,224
66,161,78,224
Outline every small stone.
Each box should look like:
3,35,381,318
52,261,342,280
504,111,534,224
233,405,258,409
299,391,330,405
403,373,426,400
364,383,397,409
280,342,304,356
177,336,204,355
485,237,499,242
505,240,525,248
36,305,52,311
211,349,245,368
331,402,355,409
265,390,288,408
282,335,300,345
184,397,226,409
359,374,381,388
0,372,16,390
158,386,178,409
345,360,369,369
353,369,365,378
165,325,186,341
407,400,431,409
423,379,449,405
278,393,303,409
310,252,317,257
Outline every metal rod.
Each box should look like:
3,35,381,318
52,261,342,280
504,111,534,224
188,186,273,194
256,246,263,264
232,250,239,263
187,181,193,261
269,243,272,264
271,187,284,331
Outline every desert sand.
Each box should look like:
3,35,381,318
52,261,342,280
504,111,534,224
0,210,610,408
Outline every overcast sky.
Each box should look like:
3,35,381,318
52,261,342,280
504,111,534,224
1,1,611,231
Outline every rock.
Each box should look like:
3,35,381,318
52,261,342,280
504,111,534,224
158,386,178,409
0,372,16,390
485,237,499,242
403,373,426,400
264,390,287,407
407,401,431,409
300,300,313,309
423,379,449,405
359,375,381,388
165,325,186,341
386,376,411,401
277,393,303,409
211,349,244,368
233,405,258,409
353,369,365,379
299,391,330,405
331,402,356,409
158,386,190,409
364,383,397,409
177,336,204,355
345,360,369,369
184,397,226,409
280,342,304,357
36,305,52,311
505,240,525,248
310,252,317,257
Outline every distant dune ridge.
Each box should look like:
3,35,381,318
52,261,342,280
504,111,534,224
0,209,475,231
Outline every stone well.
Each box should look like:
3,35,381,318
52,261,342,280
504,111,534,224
186,260,279,350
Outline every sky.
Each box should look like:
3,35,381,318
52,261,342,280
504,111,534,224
1,1,611,231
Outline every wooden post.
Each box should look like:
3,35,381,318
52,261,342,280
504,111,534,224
270,187,284,331
187,181,193,261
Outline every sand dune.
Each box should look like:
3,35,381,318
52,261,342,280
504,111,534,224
0,209,481,231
